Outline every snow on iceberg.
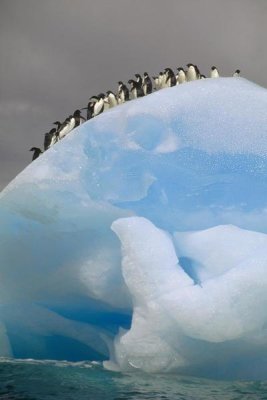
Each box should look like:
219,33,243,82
1,78,267,379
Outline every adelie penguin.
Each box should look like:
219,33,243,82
165,68,176,87
93,94,106,116
81,97,98,120
105,91,118,108
176,68,186,84
233,69,241,77
210,66,219,78
186,63,198,81
134,74,143,88
142,72,152,95
57,115,75,140
44,128,57,151
128,79,144,99
53,121,62,130
117,81,129,103
30,147,42,161
73,109,85,128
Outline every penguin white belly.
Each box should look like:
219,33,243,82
94,100,104,116
109,95,117,108
211,70,219,78
178,71,186,84
131,88,137,99
59,118,75,139
187,66,198,81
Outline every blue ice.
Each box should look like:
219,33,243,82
1,78,267,379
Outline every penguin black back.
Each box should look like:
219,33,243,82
30,147,42,161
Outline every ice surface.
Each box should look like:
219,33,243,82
1,78,267,379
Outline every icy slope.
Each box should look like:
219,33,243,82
1,78,267,379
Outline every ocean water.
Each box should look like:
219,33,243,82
0,358,266,400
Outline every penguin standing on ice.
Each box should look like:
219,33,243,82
82,97,98,120
152,75,160,90
92,93,105,117
186,63,198,81
134,74,143,88
233,69,241,77
117,81,129,103
194,65,201,79
142,72,153,95
57,115,75,140
165,68,176,87
210,66,219,78
30,147,42,161
53,121,62,130
73,109,85,128
128,79,144,99
105,91,118,108
176,68,186,84
44,128,57,151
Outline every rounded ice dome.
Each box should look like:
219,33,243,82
1,78,267,379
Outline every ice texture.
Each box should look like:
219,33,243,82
1,78,267,379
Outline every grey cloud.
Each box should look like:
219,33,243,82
1,0,267,189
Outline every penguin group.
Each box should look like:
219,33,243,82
30,65,241,161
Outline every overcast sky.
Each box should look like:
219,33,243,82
1,0,267,190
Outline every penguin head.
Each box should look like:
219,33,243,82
144,72,149,77
53,121,61,126
135,74,142,79
49,128,56,134
211,66,217,70
128,79,134,85
98,93,106,99
73,110,81,117
90,96,99,102
118,81,123,86
235,69,241,74
177,67,184,71
106,90,114,96
30,147,41,152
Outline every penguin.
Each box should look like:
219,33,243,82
134,74,143,88
105,91,118,108
44,128,57,151
210,66,219,78
117,81,129,103
161,70,168,88
165,68,176,87
30,147,42,161
176,68,187,84
194,65,201,79
152,75,160,90
233,69,241,77
81,97,98,120
142,72,152,95
53,121,62,130
186,63,198,81
73,109,85,127
128,79,144,99
158,72,165,89
57,115,75,140
93,93,105,117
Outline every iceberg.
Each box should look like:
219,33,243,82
1,77,267,379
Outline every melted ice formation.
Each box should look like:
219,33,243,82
1,78,267,379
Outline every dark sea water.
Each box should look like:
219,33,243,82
0,358,266,400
